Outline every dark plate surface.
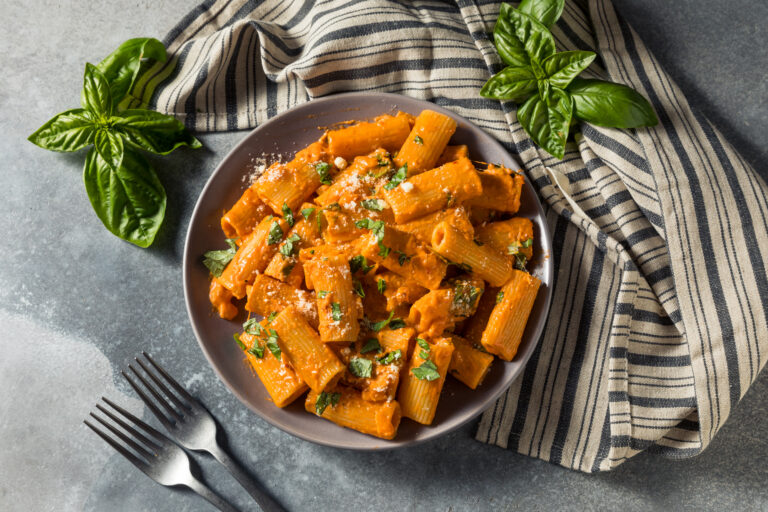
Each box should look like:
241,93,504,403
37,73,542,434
183,92,553,449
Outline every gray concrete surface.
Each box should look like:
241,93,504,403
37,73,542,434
1,1,766,511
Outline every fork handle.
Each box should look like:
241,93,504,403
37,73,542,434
208,443,286,512
186,477,240,512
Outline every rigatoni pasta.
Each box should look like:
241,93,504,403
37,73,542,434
201,109,542,440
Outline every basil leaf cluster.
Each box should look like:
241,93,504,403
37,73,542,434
480,0,658,159
28,38,201,247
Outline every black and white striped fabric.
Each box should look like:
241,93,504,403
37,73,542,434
133,0,768,471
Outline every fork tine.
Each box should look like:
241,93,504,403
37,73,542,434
142,352,197,403
135,357,190,413
122,370,177,431
84,419,148,470
96,403,162,452
101,396,170,442
128,364,184,422
89,411,155,461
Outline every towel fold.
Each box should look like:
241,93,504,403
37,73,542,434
134,0,768,471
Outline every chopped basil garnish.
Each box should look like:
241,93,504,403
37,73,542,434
513,253,528,271
348,357,373,378
349,255,374,274
267,220,283,245
378,243,391,258
330,302,342,321
267,311,278,323
282,202,294,227
360,198,386,211
452,281,480,315
301,207,316,219
496,291,504,304
367,311,394,332
377,278,387,294
361,338,381,354
388,318,407,330
384,164,407,190
417,338,429,351
315,162,332,185
317,290,329,298
279,233,301,258
233,333,246,350
445,191,454,207
395,250,411,266
248,344,265,358
521,238,533,248
507,241,520,255
352,278,365,298
413,135,424,145
411,359,440,381
355,218,385,241
266,329,281,360
377,349,402,365
315,391,341,415
243,317,263,336
203,238,237,277
325,202,341,211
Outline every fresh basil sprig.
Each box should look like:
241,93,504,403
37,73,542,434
480,1,657,159
28,38,201,247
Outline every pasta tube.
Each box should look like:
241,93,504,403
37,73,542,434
208,278,238,320
382,157,482,223
221,184,271,238
327,112,412,161
397,336,454,425
305,387,401,440
396,206,473,245
481,269,541,360
474,217,534,262
447,334,494,390
239,332,308,408
435,144,469,166
394,110,457,175
303,253,361,342
431,221,514,287
466,164,524,213
270,306,346,391
245,274,318,328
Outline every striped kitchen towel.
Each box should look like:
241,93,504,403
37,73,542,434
130,0,768,471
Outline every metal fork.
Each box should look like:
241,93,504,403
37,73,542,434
123,352,284,512
84,397,238,512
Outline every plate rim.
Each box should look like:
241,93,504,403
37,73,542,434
183,91,554,450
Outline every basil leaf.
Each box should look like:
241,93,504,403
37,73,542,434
348,357,373,378
83,146,165,247
376,349,402,365
521,238,533,248
81,63,113,116
282,202,295,227
517,86,572,159
501,8,556,65
496,291,505,304
568,78,659,129
111,109,201,154
315,162,332,185
494,3,531,68
413,135,424,145
352,278,365,298
27,109,97,152
248,344,265,358
233,333,246,351
267,220,283,245
355,218,386,241
377,278,387,294
542,51,596,89
349,255,374,274
417,338,430,351
93,129,124,170
243,317,263,336
360,198,386,211
266,329,281,360
279,233,301,258
330,302,342,321
388,318,407,330
517,0,565,28
317,290,329,298
267,311,278,323
361,338,381,354
480,66,538,102
411,360,440,381
383,165,407,190
514,253,528,270
315,391,341,415
301,207,315,219
90,38,166,108
368,311,394,332
203,239,237,276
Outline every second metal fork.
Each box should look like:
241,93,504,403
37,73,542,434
123,352,284,512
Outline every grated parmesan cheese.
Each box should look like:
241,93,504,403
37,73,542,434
400,182,414,192
334,156,348,169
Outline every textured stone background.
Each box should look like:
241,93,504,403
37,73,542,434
1,1,766,510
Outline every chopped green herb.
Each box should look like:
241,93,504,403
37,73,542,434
202,238,237,277
452,281,481,316
507,241,520,255
473,239,484,246
395,250,411,266
330,302,342,321
368,311,394,332
352,278,365,298
496,291,504,304
349,255,374,274
413,135,424,145
411,359,440,381
348,357,373,378
378,243,391,259
383,164,408,190
388,318,407,330
233,333,246,350
419,350,430,360
317,290,329,299
445,191,454,207
267,220,283,245
377,278,387,294
355,218,385,241
513,253,528,271
281,202,294,227
315,391,341,415
376,155,389,167
417,338,430,351
281,260,296,277
377,349,402,365
301,207,316,219
448,261,473,273
266,329,281,360
267,311,278,323
248,344,265,358
521,238,533,248
315,162,332,185
361,338,382,354
360,198,386,211
325,202,341,211
279,233,301,258
243,317,263,336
